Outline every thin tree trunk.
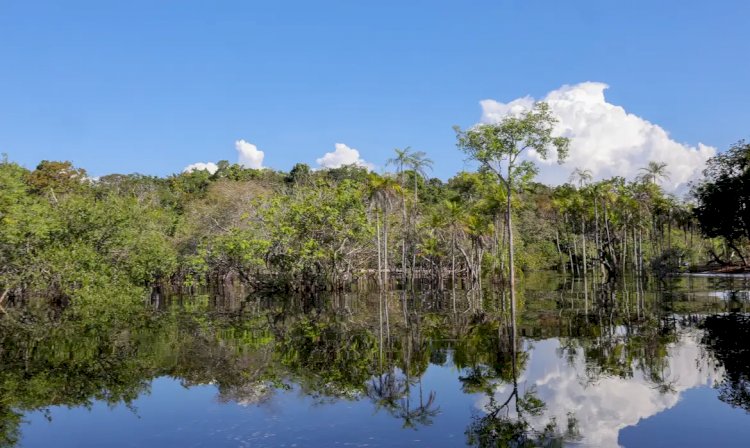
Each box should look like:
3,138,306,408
384,202,389,287
555,227,566,274
594,197,601,273
582,219,588,279
572,224,579,276
376,209,383,287
506,167,517,345
402,189,407,286
621,224,627,272
603,201,616,269
451,229,456,313
632,227,638,272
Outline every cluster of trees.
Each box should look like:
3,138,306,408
692,140,750,267
1,107,746,307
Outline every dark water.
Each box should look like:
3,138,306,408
3,273,750,447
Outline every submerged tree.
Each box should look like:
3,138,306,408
455,102,570,335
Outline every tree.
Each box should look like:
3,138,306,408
369,174,403,287
407,151,434,206
570,168,592,189
570,168,592,279
25,160,88,197
407,151,433,278
286,163,312,186
387,148,413,281
454,102,569,335
693,140,750,266
639,161,669,186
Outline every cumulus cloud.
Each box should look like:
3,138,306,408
183,162,218,175
236,139,264,169
480,82,716,192
316,143,374,170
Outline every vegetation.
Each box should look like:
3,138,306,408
0,133,745,307
692,140,750,267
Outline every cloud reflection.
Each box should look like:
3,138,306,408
478,330,721,447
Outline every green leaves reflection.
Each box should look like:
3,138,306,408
1,275,748,447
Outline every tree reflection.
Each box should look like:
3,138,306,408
464,293,581,447
0,274,747,447
701,313,750,412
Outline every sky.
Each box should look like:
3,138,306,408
1,1,748,190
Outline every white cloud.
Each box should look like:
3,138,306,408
236,139,264,169
480,82,716,192
316,143,374,170
183,162,218,175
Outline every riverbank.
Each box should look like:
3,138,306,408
687,265,750,276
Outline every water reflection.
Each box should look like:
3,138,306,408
1,274,749,447
473,328,720,447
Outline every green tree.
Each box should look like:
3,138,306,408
693,140,750,265
455,102,570,335
639,161,670,186
25,160,88,197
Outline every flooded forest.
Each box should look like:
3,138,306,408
2,116,750,446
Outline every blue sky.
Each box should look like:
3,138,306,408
1,0,748,183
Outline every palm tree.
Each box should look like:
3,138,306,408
406,151,433,278
444,200,465,311
369,174,402,287
387,148,412,281
639,161,669,186
407,151,433,206
570,168,593,280
386,147,412,184
569,167,593,189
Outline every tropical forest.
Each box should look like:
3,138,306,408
2,105,750,446
3,1,750,447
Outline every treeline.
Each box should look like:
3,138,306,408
1,134,747,305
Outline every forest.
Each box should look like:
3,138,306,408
0,104,748,310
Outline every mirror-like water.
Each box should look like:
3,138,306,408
3,273,750,447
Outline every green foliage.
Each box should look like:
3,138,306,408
263,179,372,283
25,160,89,196
0,141,727,302
454,102,569,188
693,140,750,264
0,159,177,304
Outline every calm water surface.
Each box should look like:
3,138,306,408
3,273,750,447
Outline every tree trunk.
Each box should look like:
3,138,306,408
594,197,600,269
384,202,389,287
581,219,587,279
572,224,579,276
402,187,408,286
555,227,566,274
506,167,517,345
376,209,383,287
451,229,456,313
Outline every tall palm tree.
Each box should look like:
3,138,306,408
369,174,402,287
639,161,669,186
406,151,433,278
569,167,593,189
569,168,593,280
387,148,412,281
444,200,465,311
407,151,433,205
386,147,412,185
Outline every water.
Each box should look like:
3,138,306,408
3,273,750,447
